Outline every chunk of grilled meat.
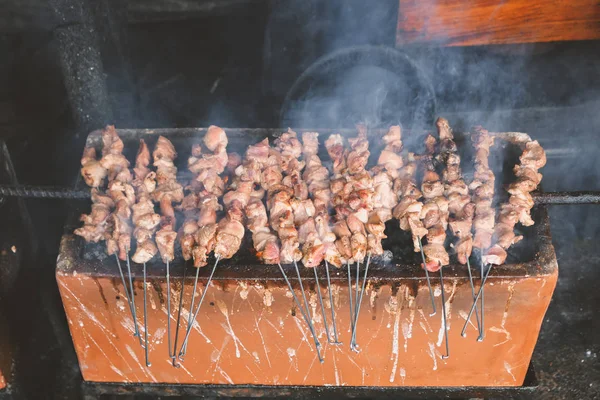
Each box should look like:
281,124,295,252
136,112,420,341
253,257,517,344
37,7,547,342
81,147,107,188
132,240,158,264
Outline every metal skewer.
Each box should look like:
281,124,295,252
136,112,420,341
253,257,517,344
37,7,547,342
351,252,371,351
277,263,324,363
354,261,360,324
418,237,437,315
179,265,200,359
125,248,142,345
324,261,341,344
178,256,220,359
171,263,187,367
312,266,331,343
142,262,151,367
478,257,486,342
439,265,449,359
350,259,360,350
461,262,493,337
115,255,138,342
466,257,482,336
166,259,173,361
293,260,324,362
347,262,354,336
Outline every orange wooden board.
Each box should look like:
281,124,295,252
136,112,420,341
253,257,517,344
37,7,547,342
396,0,600,46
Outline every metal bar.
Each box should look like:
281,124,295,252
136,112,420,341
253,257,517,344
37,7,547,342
2,185,600,205
532,191,600,205
0,185,90,199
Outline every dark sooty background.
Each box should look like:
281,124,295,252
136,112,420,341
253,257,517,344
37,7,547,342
1,1,600,399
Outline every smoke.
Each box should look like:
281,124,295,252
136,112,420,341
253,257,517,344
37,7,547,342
267,0,407,130
267,0,600,261
272,2,599,181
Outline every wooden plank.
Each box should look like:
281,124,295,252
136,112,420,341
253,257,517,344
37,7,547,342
396,0,600,47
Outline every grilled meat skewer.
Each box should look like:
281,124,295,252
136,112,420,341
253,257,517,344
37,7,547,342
131,139,160,366
272,129,324,361
302,131,342,344
150,136,183,362
436,117,481,337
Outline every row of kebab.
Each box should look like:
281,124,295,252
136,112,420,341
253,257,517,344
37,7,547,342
75,118,546,367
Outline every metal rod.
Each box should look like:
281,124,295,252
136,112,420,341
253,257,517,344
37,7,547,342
478,258,486,342
171,263,187,368
461,264,493,337
313,266,331,343
466,257,481,336
125,249,142,344
277,263,324,363
180,266,200,359
166,259,173,360
354,261,360,328
276,264,312,327
418,237,437,316
324,261,341,344
0,185,91,199
179,256,220,358
7,184,600,205
143,262,150,367
293,260,323,362
347,262,354,336
532,191,600,205
351,253,371,351
439,266,449,359
115,255,137,340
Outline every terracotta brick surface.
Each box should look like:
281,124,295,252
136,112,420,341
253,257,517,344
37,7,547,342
57,238,556,386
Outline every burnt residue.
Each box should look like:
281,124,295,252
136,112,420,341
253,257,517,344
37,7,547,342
390,282,401,297
371,290,378,321
172,276,183,292
217,282,227,293
505,283,516,315
407,280,420,299
92,277,108,307
108,277,124,297
151,280,165,304
371,282,383,294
